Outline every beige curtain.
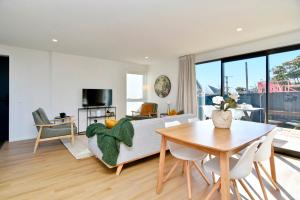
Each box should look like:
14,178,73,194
176,54,197,115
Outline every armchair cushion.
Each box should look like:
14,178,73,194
140,104,153,116
41,123,77,139
38,108,51,124
32,110,44,125
126,103,158,120
140,103,158,116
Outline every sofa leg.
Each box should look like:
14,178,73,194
116,165,124,175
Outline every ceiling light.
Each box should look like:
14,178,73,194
52,38,58,43
144,56,149,59
236,27,243,32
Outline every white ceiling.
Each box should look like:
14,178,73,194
0,0,300,64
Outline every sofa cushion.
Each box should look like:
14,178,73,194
162,113,196,124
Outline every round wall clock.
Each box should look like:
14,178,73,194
154,75,171,98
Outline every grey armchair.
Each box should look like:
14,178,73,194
32,108,77,153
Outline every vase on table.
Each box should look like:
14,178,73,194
211,110,232,128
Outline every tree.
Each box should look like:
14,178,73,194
272,56,300,83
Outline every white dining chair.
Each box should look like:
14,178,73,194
164,121,210,199
187,117,216,183
203,139,262,200
253,130,279,200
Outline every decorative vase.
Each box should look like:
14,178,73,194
211,110,232,128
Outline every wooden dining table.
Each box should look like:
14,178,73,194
156,120,276,200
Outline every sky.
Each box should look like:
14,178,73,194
196,49,300,94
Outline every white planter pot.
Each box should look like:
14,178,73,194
212,110,232,128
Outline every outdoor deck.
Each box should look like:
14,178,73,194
274,128,300,157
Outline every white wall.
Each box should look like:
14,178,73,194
51,53,147,132
0,44,147,141
147,59,178,114
0,45,52,141
195,30,300,63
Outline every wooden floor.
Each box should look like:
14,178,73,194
0,140,299,200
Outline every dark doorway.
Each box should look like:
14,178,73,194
0,56,9,148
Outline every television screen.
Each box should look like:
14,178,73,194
82,89,112,107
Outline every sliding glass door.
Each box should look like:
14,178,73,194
223,56,266,122
268,50,300,128
195,44,300,157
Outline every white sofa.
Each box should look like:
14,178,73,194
88,113,196,175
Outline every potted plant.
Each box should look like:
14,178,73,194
211,93,239,128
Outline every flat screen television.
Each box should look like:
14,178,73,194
82,89,112,107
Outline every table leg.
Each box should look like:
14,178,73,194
269,145,277,182
220,151,230,200
156,136,167,194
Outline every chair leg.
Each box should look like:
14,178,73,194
232,180,241,200
182,160,185,175
238,179,255,200
192,161,210,185
204,178,221,200
71,134,75,145
163,160,180,183
254,162,268,200
33,138,40,154
209,154,215,183
33,127,42,154
116,164,123,175
185,161,192,199
71,123,75,145
258,161,279,190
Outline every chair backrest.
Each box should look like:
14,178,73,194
230,139,261,179
32,108,51,126
165,121,183,153
254,130,277,162
140,103,158,116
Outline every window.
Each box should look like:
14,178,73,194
268,49,300,128
195,44,300,157
195,61,221,119
223,56,266,122
126,73,145,115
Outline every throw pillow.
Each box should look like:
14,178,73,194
105,119,118,129
168,109,177,116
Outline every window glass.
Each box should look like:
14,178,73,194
195,61,221,119
126,73,144,115
268,50,300,128
127,74,144,99
223,56,266,122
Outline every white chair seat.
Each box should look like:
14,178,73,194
204,157,239,179
171,146,207,161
